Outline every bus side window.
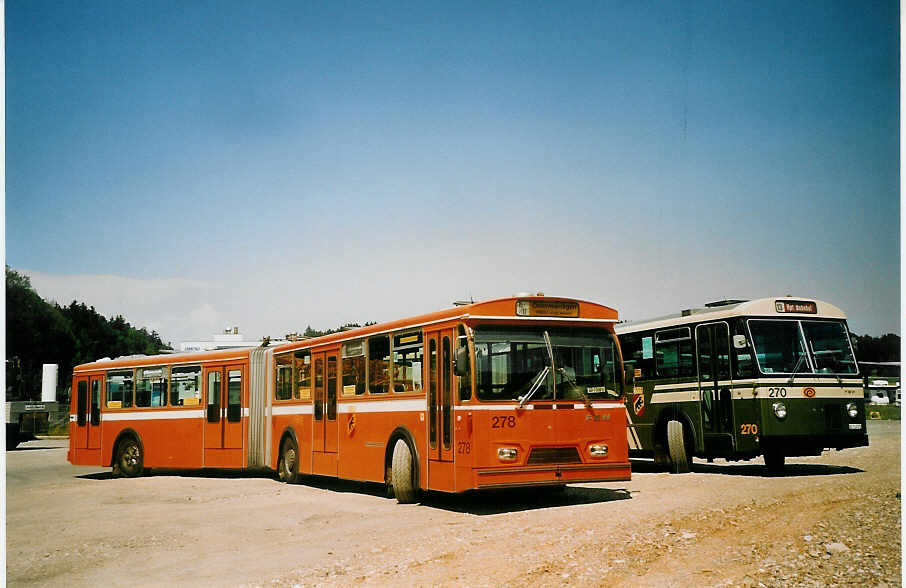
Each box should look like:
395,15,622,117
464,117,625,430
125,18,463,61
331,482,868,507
274,353,293,401
655,328,693,378
392,332,423,393
733,320,755,378
171,365,202,406
294,351,312,400
368,335,390,394
620,334,642,382
342,341,366,396
457,325,472,401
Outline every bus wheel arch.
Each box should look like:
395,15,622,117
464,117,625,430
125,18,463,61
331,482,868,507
112,429,145,478
385,427,420,503
277,428,300,484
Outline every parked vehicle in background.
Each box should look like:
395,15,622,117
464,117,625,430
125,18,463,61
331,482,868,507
68,296,630,501
6,364,62,449
858,361,900,406
616,297,868,475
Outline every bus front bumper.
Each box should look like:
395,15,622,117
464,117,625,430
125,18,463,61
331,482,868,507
474,462,631,489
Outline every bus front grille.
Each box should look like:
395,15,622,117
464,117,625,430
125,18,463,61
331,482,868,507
824,405,843,430
527,447,581,465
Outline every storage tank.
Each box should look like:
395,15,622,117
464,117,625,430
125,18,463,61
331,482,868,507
41,364,58,402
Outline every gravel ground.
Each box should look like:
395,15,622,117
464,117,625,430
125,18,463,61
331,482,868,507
6,421,900,587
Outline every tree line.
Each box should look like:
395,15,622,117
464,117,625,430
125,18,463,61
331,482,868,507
5,264,900,402
6,267,169,402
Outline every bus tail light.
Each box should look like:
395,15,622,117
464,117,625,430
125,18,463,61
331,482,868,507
589,444,609,457
497,448,518,461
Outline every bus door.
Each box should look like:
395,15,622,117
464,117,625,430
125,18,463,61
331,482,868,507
311,352,338,453
203,364,244,467
73,376,89,449
88,375,102,450
426,330,454,490
696,323,735,453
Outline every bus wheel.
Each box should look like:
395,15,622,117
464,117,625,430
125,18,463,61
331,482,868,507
653,445,670,469
666,420,690,473
391,439,417,504
278,438,299,484
763,449,785,476
116,437,144,478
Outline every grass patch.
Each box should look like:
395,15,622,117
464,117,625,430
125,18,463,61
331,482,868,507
867,404,901,420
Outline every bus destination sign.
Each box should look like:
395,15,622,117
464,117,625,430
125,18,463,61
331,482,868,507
515,300,579,318
775,300,817,314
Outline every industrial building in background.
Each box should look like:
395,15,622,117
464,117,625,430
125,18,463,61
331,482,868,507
6,363,61,449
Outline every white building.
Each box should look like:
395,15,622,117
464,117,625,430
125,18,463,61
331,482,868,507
179,327,291,352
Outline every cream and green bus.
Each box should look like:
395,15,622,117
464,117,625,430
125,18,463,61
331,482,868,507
616,297,868,474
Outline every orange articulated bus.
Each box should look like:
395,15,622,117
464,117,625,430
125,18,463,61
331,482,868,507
68,296,630,502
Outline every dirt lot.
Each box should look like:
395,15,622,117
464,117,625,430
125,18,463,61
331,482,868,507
6,421,900,587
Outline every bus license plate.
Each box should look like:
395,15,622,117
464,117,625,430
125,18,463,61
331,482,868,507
848,423,862,430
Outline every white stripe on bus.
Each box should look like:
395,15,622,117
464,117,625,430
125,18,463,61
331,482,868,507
102,410,205,421
271,405,314,416
653,378,863,391
339,399,426,413
648,387,863,403
625,409,641,450
651,391,700,403
453,402,624,411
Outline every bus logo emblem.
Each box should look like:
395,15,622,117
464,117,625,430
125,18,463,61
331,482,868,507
803,387,816,398
632,394,645,416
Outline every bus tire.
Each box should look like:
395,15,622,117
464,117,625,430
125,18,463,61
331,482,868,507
278,437,300,484
763,449,785,476
653,445,670,469
6,423,20,450
115,436,144,478
391,439,417,504
667,420,690,473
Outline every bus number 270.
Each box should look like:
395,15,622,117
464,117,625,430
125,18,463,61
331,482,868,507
740,423,759,435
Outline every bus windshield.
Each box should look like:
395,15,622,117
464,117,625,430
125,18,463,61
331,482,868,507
748,319,856,375
474,327,621,401
801,321,857,374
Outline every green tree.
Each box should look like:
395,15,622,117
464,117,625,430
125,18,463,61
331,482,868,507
6,266,170,401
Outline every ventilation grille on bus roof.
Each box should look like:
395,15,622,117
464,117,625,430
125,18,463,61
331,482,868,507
704,299,749,308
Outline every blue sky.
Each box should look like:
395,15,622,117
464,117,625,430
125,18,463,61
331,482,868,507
7,1,899,344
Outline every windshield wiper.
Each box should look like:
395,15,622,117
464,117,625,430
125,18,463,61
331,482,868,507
518,366,550,408
518,331,555,408
787,353,808,385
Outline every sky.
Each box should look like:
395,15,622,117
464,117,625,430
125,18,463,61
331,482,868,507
6,1,900,346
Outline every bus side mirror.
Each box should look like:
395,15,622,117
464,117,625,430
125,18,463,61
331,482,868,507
453,346,470,377
733,335,747,349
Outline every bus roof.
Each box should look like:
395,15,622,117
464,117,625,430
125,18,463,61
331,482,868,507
615,296,847,334
74,347,254,373
272,296,618,355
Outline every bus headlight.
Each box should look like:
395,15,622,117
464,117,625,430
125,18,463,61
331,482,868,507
772,402,787,420
846,403,859,419
497,448,518,461
589,444,609,457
